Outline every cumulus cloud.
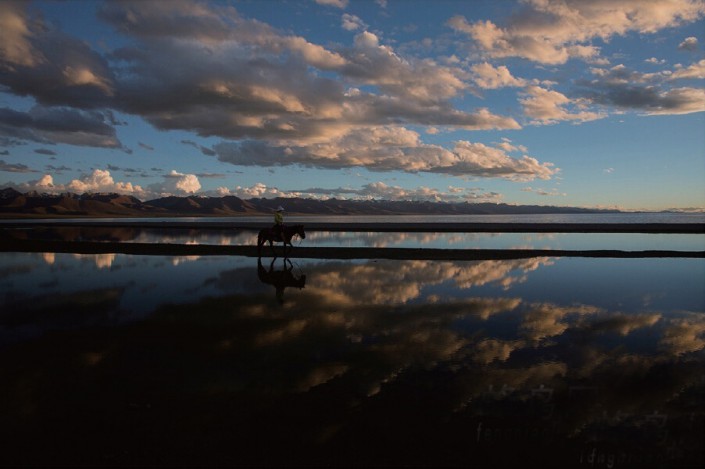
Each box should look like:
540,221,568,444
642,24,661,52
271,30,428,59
216,181,503,203
520,86,605,124
678,36,699,51
0,0,539,180
449,0,705,64
66,169,144,195
669,59,705,80
220,182,289,199
215,126,556,181
155,170,202,195
471,62,527,89
5,169,145,196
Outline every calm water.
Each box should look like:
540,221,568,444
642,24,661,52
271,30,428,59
4,225,705,251
1,250,703,467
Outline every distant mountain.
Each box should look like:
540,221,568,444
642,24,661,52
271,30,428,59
0,188,622,217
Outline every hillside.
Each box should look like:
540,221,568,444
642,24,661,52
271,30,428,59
0,188,622,218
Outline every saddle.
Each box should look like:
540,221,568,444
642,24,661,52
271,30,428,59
271,225,284,242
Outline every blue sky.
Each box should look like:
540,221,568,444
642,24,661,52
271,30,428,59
1,0,704,211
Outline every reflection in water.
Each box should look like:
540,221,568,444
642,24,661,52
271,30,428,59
0,252,703,466
4,225,704,250
258,258,306,304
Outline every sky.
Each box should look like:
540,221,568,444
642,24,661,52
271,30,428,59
0,0,704,211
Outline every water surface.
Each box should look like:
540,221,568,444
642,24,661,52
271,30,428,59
1,250,703,467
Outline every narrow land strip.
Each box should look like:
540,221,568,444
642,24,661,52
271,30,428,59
2,239,703,260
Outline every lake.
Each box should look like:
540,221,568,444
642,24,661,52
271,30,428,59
1,244,704,466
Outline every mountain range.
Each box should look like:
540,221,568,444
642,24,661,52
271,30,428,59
0,187,622,217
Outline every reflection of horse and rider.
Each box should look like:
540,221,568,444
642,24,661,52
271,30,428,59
258,257,306,304
257,206,306,257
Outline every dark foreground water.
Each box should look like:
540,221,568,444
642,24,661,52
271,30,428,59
1,251,704,467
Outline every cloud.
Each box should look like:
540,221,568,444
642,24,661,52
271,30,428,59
342,14,366,31
220,182,289,199
471,62,527,89
0,1,45,67
3,169,144,196
0,159,37,173
521,187,567,197
659,315,705,355
215,126,556,181
181,140,216,156
520,86,605,124
0,106,124,149
315,0,348,8
0,4,115,109
669,59,705,80
215,181,504,203
678,36,699,51
66,169,144,195
448,0,705,64
577,62,705,115
34,148,57,156
152,170,202,195
138,142,154,151
0,0,536,181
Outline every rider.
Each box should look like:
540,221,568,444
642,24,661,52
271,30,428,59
273,206,284,241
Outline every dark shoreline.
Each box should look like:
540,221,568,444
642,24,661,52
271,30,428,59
2,238,703,260
1,220,704,233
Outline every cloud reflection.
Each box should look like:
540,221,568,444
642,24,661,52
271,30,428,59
1,254,703,466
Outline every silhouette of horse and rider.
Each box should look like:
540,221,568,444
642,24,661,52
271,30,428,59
255,206,307,303
257,257,306,304
257,206,306,257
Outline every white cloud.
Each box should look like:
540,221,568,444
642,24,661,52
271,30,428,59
342,14,366,31
449,0,705,64
215,126,557,181
670,59,705,80
678,36,699,51
214,181,504,203
67,169,144,195
8,170,147,197
471,62,526,89
520,86,604,124
12,169,206,199
315,0,348,8
158,170,202,194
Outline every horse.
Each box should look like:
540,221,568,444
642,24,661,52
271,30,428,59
257,224,305,257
